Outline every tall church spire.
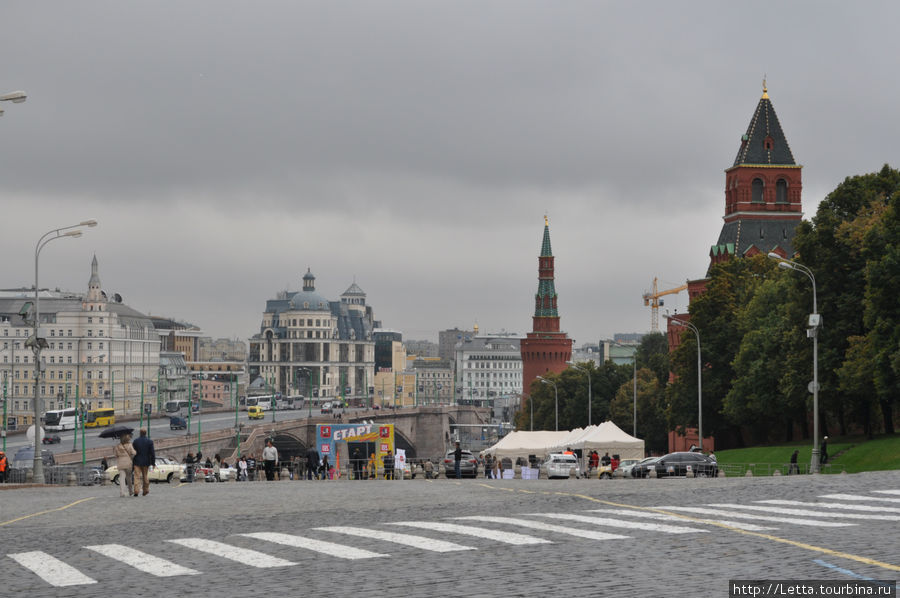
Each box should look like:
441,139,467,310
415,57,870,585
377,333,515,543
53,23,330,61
533,216,559,324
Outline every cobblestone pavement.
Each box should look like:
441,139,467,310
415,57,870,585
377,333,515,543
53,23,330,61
1,471,898,597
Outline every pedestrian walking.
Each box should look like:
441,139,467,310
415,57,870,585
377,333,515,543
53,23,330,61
100,456,108,471
263,439,278,481
213,454,222,482
114,433,136,497
453,441,463,479
423,458,434,480
321,455,330,480
821,436,829,464
352,447,363,480
246,455,257,481
306,446,319,480
0,451,7,484
184,452,196,482
132,429,155,497
789,449,799,475
493,456,500,480
238,456,248,481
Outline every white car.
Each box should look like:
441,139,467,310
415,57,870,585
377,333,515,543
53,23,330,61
616,459,641,478
106,457,185,484
542,453,580,479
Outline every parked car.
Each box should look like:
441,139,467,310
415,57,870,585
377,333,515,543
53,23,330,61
11,447,56,468
169,416,187,430
42,434,62,444
247,406,265,419
630,456,662,478
107,456,185,484
654,452,718,478
616,459,641,477
441,449,478,478
320,402,333,414
542,453,580,479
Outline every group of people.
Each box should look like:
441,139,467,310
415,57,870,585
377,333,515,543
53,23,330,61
111,428,156,497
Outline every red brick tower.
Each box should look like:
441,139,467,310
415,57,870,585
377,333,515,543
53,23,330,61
520,217,573,408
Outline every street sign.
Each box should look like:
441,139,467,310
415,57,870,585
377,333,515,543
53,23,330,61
808,381,820,393
143,403,153,415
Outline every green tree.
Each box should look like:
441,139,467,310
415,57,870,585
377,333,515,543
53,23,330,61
610,367,668,453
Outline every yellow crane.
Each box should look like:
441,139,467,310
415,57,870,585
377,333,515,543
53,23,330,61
642,277,688,332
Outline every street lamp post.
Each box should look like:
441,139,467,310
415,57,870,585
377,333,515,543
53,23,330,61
768,252,821,473
567,361,592,427
0,90,27,117
536,376,559,431
29,220,97,483
671,318,703,451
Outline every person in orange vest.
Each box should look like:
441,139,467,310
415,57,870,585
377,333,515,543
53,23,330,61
0,451,8,483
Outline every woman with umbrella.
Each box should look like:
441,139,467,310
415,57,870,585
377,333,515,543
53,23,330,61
113,433,136,497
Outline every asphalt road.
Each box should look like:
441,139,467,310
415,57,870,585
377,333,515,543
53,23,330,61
1,471,897,597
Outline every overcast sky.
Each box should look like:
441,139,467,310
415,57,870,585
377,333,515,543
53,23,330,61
2,2,898,345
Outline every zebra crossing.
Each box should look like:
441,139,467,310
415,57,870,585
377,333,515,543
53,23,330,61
6,489,898,588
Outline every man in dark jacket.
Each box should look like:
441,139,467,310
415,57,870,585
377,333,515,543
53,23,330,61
131,429,156,496
453,442,463,479
306,446,319,480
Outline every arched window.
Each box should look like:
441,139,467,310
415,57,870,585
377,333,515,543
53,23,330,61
776,179,788,203
752,178,764,203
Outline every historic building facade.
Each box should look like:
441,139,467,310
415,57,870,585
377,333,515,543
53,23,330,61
519,217,573,406
247,269,376,403
0,256,160,426
456,334,522,405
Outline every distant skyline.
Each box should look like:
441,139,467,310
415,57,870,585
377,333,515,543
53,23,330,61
2,2,898,345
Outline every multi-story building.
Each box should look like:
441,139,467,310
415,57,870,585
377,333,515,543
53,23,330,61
404,339,438,358
151,317,203,362
198,337,247,362
439,328,474,362
374,329,403,372
158,351,190,408
410,358,454,405
455,334,523,406
247,269,376,404
0,256,161,427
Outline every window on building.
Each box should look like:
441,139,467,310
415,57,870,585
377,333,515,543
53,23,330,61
776,178,788,203
87,342,93,350
752,178,764,203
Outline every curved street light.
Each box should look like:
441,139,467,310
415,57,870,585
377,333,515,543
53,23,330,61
670,318,703,451
31,220,99,483
0,90,27,117
536,376,558,431
768,252,821,474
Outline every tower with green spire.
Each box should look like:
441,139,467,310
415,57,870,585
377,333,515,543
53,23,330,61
520,216,572,410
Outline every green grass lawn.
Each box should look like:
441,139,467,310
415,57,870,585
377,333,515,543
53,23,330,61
716,434,900,474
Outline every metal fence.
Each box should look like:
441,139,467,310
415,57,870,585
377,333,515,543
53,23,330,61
4,465,103,486
718,462,835,476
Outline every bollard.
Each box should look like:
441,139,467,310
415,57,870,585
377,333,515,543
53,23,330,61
67,471,77,487
685,468,695,478
717,468,726,478
648,468,657,479
773,470,782,477
280,467,290,481
745,470,753,477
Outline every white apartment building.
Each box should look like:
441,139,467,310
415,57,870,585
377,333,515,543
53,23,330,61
454,334,523,405
0,256,161,427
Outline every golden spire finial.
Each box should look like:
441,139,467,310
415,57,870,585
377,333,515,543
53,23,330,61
544,213,549,226
761,76,769,99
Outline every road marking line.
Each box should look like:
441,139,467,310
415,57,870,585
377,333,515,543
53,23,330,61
391,521,552,545
317,527,474,553
709,503,900,521
85,544,200,576
654,506,855,527
7,551,97,586
873,490,900,496
757,499,900,513
0,497,97,527
587,508,776,531
534,512,705,534
167,538,296,568
478,488,900,573
243,532,387,559
813,559,896,588
820,493,900,504
455,516,630,540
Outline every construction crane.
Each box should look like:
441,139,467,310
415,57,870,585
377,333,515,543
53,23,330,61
642,277,688,332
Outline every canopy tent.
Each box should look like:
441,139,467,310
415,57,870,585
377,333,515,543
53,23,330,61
480,430,573,460
549,421,645,461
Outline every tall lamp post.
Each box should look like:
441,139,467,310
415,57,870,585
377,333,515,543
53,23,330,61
536,376,559,431
671,318,703,451
0,90,27,117
768,252,821,473
29,219,98,484
566,361,592,427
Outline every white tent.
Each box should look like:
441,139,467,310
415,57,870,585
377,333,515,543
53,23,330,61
481,430,572,460
549,421,645,460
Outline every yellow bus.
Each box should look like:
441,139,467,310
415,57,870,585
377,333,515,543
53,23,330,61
84,408,116,428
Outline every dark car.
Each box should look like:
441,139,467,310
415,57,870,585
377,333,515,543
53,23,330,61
169,416,187,430
42,434,62,444
654,452,718,478
11,446,56,469
630,456,662,478
441,449,478,478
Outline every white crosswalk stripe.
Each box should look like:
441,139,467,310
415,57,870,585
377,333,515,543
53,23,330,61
391,521,552,545
7,551,97,587
872,490,900,495
757,499,900,513
586,508,777,531
167,538,297,568
318,526,475,552
534,513,705,534
653,506,855,527
455,516,631,540
242,532,388,559
819,493,900,504
85,544,200,577
708,503,900,521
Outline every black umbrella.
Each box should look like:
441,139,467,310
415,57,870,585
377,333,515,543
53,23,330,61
98,425,134,439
